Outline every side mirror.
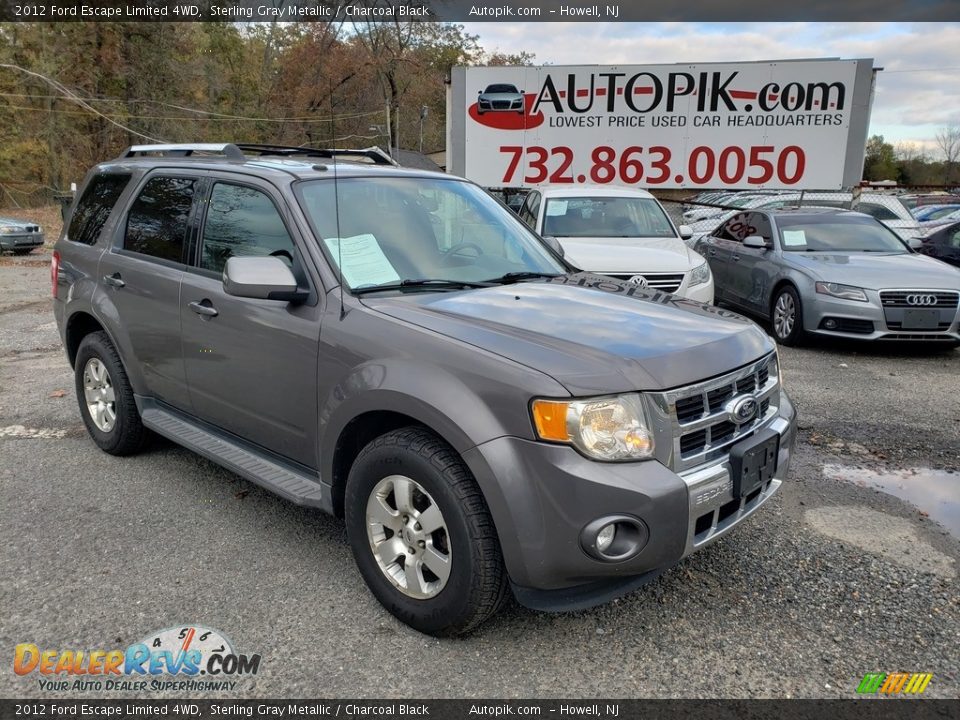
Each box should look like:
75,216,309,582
907,237,923,250
478,90,482,94
678,224,693,240
743,235,770,249
542,235,565,257
223,256,305,302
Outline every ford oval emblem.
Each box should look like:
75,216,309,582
725,395,759,424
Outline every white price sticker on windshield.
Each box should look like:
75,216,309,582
323,234,400,288
781,230,807,247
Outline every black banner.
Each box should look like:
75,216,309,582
0,700,958,720
1,0,960,22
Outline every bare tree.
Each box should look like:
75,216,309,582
935,124,960,183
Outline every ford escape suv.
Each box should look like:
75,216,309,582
53,143,797,636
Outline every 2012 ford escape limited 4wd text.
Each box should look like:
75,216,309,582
53,143,797,636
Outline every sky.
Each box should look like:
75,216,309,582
462,22,960,156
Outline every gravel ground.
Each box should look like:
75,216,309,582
0,263,957,699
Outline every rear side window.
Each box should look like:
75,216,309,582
199,183,295,273
859,203,899,221
125,176,196,263
68,174,131,245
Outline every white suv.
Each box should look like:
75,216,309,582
517,186,714,303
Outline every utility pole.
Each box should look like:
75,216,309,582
419,105,428,154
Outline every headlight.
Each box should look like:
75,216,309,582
531,394,654,461
815,282,868,302
0,227,16,234
688,260,711,287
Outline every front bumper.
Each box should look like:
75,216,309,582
463,389,797,609
804,290,960,342
0,232,44,250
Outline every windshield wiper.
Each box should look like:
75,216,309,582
484,271,563,284
352,278,493,295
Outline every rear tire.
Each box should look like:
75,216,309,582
12,248,34,255
771,285,805,346
344,427,508,636
74,331,147,456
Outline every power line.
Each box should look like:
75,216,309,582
0,63,166,142
0,92,386,123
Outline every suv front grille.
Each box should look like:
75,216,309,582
880,290,959,308
647,353,780,473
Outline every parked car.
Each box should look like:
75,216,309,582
0,216,44,254
899,193,960,211
53,142,796,635
912,204,960,222
477,83,525,115
694,208,960,346
916,220,960,268
517,185,714,303
687,191,923,245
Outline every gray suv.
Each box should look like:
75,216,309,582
53,143,797,635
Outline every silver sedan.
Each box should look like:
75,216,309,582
0,216,45,255
695,208,960,346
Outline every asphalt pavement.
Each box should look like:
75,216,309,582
1,256,957,699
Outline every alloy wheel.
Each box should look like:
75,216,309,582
773,292,796,339
365,474,452,599
82,357,116,432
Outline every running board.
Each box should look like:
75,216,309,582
138,399,329,511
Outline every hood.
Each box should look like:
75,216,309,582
361,274,771,395
558,237,700,274
784,251,960,289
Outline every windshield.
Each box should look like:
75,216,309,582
484,84,518,93
777,217,909,253
542,197,676,238
296,177,565,291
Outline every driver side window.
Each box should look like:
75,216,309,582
200,183,296,273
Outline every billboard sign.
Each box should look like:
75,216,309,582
448,59,875,190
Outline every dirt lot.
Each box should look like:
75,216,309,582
0,257,957,699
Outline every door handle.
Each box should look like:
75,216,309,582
188,300,219,318
731,254,741,262
708,249,717,256
103,273,125,288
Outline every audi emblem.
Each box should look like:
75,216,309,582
906,294,938,306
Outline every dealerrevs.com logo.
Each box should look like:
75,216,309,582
13,625,261,692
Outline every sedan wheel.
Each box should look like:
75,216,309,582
771,286,805,346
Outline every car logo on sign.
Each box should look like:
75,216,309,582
906,294,937,306
628,275,649,288
725,395,759,424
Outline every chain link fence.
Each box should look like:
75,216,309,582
653,185,960,245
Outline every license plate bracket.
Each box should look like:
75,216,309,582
729,429,780,498
901,309,939,330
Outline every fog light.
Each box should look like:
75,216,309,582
596,523,616,552
580,515,649,562
823,318,839,330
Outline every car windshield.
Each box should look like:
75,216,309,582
542,197,676,238
777,217,909,253
485,84,518,93
296,177,565,292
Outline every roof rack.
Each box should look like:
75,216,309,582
236,144,397,166
121,143,247,160
119,142,398,167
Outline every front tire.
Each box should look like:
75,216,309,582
771,285,805,346
344,427,508,636
74,331,147,455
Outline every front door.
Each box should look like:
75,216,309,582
179,178,321,468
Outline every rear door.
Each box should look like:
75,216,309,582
700,214,754,303
98,172,201,411
179,176,322,467
725,212,776,312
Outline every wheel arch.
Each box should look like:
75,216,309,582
65,311,108,368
